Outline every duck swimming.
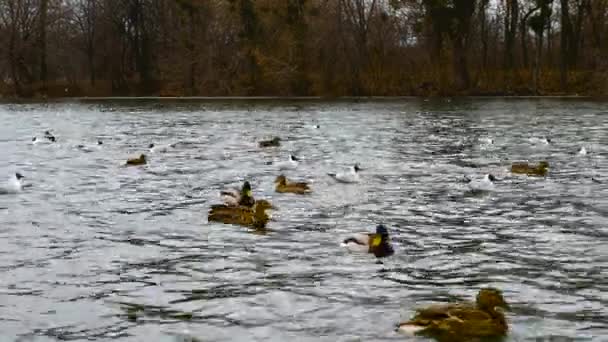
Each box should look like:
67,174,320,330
208,199,275,229
44,130,56,142
275,154,299,170
220,181,255,207
259,137,281,147
328,164,361,183
341,224,394,258
511,161,549,176
479,137,494,145
126,154,147,166
0,173,25,194
397,288,510,342
274,175,311,194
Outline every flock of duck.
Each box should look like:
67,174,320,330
1,128,596,342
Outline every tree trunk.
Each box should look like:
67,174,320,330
37,0,48,91
560,0,571,90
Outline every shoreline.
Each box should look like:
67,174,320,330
0,95,602,103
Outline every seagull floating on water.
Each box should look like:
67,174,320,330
479,137,494,145
529,137,551,145
328,164,361,183
464,174,496,192
0,173,25,194
275,155,299,170
578,146,587,155
149,143,176,153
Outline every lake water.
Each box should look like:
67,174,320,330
0,99,606,341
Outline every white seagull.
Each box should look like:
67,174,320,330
0,173,25,194
275,155,299,170
328,164,361,183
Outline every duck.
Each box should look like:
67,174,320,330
126,154,147,166
44,130,56,142
510,161,549,176
341,224,394,258
464,174,496,192
259,137,281,147
274,175,311,194
0,173,25,194
220,181,255,207
529,137,551,145
275,154,299,170
208,199,275,229
397,288,510,341
578,146,587,155
149,143,176,153
328,164,361,183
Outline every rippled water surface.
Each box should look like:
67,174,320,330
0,99,606,341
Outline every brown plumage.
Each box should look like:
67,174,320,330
208,199,274,229
274,175,311,194
511,161,549,176
126,154,146,166
259,137,281,147
397,288,510,342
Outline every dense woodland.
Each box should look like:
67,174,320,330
1,0,607,97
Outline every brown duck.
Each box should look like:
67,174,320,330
259,137,281,147
208,199,275,229
126,154,146,166
397,288,510,342
511,161,549,176
274,175,311,194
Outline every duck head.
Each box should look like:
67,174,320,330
487,174,497,182
97,140,103,145
15,173,25,180
272,137,281,143
148,143,155,149
353,164,361,173
476,288,509,312
546,138,552,143
275,175,287,186
139,154,146,162
290,155,299,161
538,161,549,170
242,181,253,197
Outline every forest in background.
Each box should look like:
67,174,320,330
1,0,607,98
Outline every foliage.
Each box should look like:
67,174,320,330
0,0,607,97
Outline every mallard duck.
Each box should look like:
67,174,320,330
341,224,394,258
208,199,275,229
220,181,255,207
328,164,361,183
397,288,510,341
274,175,311,194
510,161,549,176
44,130,56,142
126,154,147,166
259,137,281,147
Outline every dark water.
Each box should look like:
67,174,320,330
0,99,606,341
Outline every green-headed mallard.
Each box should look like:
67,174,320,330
126,154,147,166
259,137,281,147
274,175,311,194
220,181,255,207
397,288,510,341
510,161,549,176
341,224,394,258
208,199,275,229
